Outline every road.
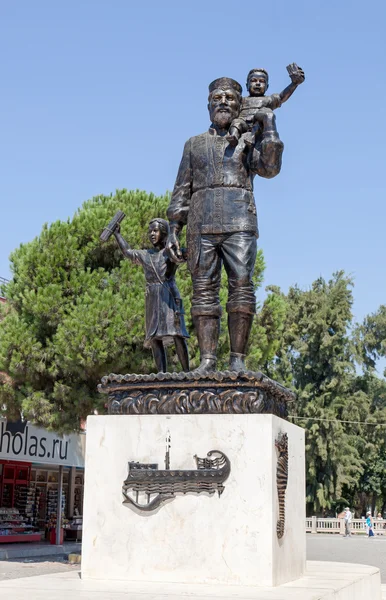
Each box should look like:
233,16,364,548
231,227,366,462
0,536,385,584
307,533,386,582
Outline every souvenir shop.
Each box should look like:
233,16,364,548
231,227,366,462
0,419,85,545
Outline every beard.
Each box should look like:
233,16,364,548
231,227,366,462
212,109,234,130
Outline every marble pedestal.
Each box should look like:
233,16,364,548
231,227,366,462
81,414,305,587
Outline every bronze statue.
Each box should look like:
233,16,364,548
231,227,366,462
98,70,301,417
227,63,305,147
102,215,189,373
166,76,285,374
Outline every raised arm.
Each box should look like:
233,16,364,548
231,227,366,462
113,225,144,265
279,63,305,104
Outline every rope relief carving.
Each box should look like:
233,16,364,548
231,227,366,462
275,432,288,539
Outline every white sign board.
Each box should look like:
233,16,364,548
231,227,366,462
0,419,85,467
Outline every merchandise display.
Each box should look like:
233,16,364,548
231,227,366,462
1,484,12,508
0,507,40,542
46,487,67,530
0,463,29,507
30,468,70,529
64,515,83,541
15,485,42,528
74,486,83,515
0,462,84,544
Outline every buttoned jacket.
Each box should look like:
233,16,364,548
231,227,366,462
167,126,283,269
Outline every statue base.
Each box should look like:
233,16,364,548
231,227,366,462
98,370,294,418
81,413,305,587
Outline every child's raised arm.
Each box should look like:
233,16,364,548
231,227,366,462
113,225,146,266
113,224,133,259
279,63,305,104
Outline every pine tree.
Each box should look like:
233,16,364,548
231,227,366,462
354,305,386,373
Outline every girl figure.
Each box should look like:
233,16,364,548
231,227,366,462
113,218,190,373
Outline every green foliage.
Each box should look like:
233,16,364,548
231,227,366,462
248,284,287,371
354,305,386,373
266,272,384,515
0,189,279,432
347,373,386,515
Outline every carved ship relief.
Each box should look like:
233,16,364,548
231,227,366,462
122,434,231,512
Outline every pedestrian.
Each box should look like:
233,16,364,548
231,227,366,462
343,507,352,537
366,511,374,538
376,512,383,535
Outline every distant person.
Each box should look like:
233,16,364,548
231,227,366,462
343,507,352,537
366,512,374,537
376,512,383,535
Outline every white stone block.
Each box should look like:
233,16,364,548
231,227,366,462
81,414,306,586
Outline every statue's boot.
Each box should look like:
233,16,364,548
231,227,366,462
229,352,246,372
193,315,219,375
228,312,255,372
261,113,281,143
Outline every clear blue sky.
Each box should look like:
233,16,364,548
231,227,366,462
0,0,385,329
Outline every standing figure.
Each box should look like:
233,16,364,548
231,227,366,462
112,218,190,373
343,506,352,537
366,511,374,538
166,77,283,374
226,63,305,147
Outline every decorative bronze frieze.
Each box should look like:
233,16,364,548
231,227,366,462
99,370,294,418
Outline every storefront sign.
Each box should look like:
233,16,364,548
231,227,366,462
0,419,85,467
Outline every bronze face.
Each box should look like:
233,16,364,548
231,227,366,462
247,72,268,96
148,222,164,247
208,87,240,129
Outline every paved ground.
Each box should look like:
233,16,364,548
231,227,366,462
0,555,76,581
0,541,81,560
0,535,385,590
307,534,386,583
0,563,382,600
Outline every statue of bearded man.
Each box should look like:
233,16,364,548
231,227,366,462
167,77,284,374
